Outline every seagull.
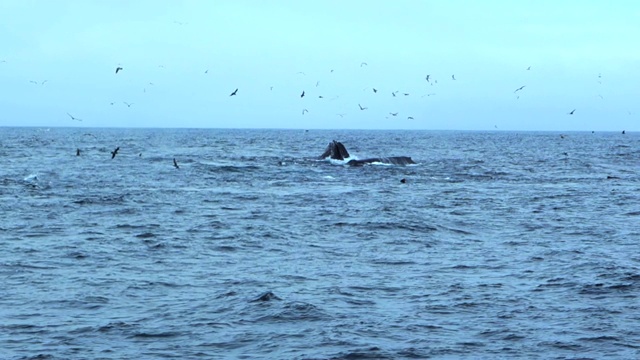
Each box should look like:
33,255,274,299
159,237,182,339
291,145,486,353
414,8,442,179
115,67,123,74
403,93,409,96
426,75,430,82
300,90,305,98
407,116,414,120
67,113,82,121
358,104,367,110
336,113,346,118
123,102,133,107
372,88,378,93
111,147,120,159
360,62,368,67
302,109,309,115
390,112,398,116
173,158,179,169
514,85,526,93
392,91,398,97
452,74,456,80
568,109,576,115
230,88,238,96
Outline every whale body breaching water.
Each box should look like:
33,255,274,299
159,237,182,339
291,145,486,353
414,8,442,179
319,140,416,166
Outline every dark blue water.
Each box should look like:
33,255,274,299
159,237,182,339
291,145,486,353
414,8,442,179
1,127,639,359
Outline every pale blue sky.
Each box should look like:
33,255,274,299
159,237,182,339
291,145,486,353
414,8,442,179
0,0,638,130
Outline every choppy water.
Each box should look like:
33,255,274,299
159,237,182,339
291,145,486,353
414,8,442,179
1,127,639,359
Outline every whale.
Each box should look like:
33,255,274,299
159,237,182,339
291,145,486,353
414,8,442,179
319,140,416,166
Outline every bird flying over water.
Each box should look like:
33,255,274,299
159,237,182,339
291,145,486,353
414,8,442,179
358,104,367,110
67,113,82,121
173,158,179,169
373,88,378,93
230,88,238,96
526,66,531,70
407,116,414,120
115,67,123,74
568,109,576,115
360,62,368,67
451,75,456,80
302,109,309,115
111,147,120,159
514,85,526,93
392,91,398,97
390,112,398,116
300,91,305,98
123,102,133,108
426,75,430,82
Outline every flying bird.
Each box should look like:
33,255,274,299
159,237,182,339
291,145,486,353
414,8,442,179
514,85,526,93
300,91,305,98
360,62,368,67
390,112,398,116
230,88,238,96
115,67,123,74
403,93,409,96
426,75,430,82
76,148,81,156
451,75,456,80
391,91,398,97
123,102,133,107
358,104,367,110
372,88,378,93
407,116,414,120
526,66,531,70
302,109,309,115
67,113,82,121
316,81,320,87
111,147,120,159
336,113,346,118
568,109,576,115
173,158,179,169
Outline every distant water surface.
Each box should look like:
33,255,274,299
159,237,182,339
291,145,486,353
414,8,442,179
1,127,639,359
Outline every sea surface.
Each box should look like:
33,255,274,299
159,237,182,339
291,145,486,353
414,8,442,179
1,127,639,360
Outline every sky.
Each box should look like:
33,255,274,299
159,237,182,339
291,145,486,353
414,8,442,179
0,0,638,130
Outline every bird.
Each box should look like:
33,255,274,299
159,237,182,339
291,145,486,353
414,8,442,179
622,130,626,135
302,109,309,115
300,91,305,98
514,85,526,93
403,93,409,96
336,113,346,118
230,88,238,96
115,67,123,74
407,116,414,120
67,113,82,121
316,81,320,87
400,178,406,184
421,93,436,98
358,104,367,110
568,109,576,115
392,91,398,97
318,96,324,98
426,75,430,82
452,75,456,80
173,158,179,169
76,148,81,156
372,88,378,93
270,86,273,91
360,62,368,67
526,66,531,70
123,102,133,107
204,69,208,74
390,112,398,116
111,147,120,159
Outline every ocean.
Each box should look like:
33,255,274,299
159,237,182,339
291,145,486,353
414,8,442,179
1,127,638,359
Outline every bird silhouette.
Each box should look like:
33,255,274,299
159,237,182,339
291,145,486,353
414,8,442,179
426,75,430,82
372,88,378,93
514,85,526,93
526,66,531,70
568,109,576,115
452,75,456,80
123,102,133,108
173,158,179,169
230,88,238,96
336,113,346,118
111,147,120,159
390,112,398,116
302,109,309,115
115,67,123,74
407,116,414,120
358,104,367,110
392,91,398,97
67,113,82,121
360,62,368,67
300,91,305,98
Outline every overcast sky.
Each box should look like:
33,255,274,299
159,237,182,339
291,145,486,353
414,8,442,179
0,0,638,130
